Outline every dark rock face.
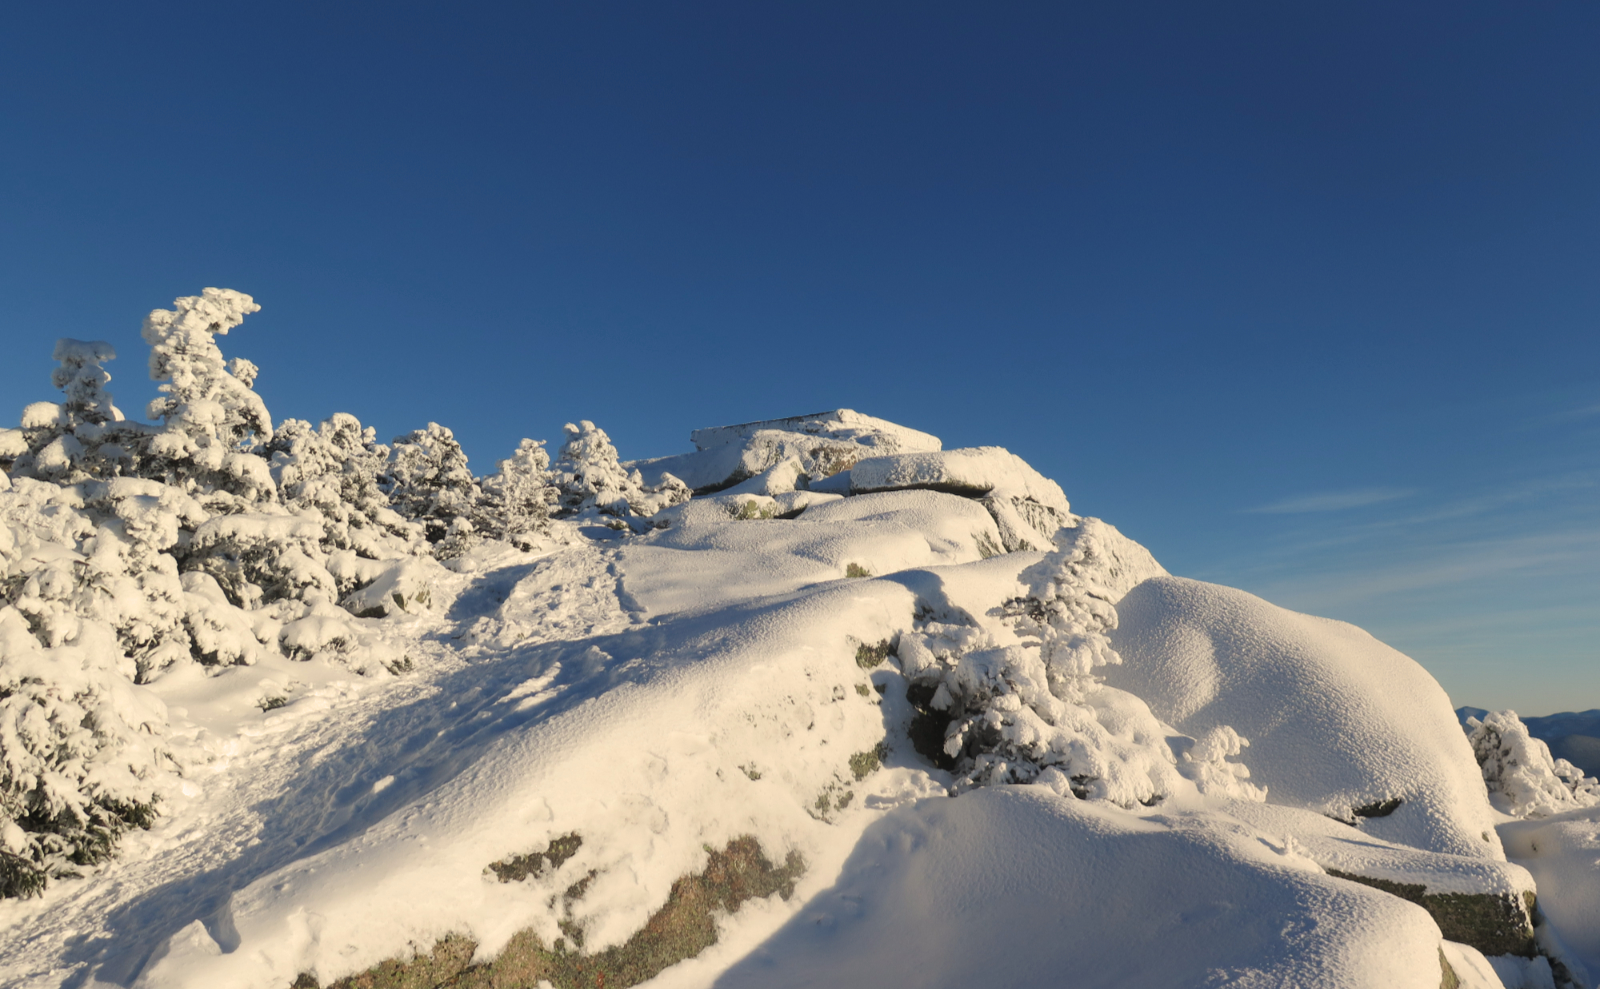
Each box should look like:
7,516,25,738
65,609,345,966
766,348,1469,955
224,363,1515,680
1326,868,1538,958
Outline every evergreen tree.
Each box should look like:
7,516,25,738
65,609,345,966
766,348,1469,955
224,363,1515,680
140,288,274,503
384,423,481,551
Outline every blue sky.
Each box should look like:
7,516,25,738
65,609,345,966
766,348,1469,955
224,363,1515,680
2,2,1596,713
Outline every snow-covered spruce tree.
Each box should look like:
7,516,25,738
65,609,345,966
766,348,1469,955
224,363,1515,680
267,414,423,580
895,520,1260,807
1466,710,1600,818
550,420,688,527
383,423,481,556
140,288,275,504
478,438,553,550
6,340,148,484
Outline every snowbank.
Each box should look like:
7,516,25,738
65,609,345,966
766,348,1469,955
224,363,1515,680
1500,807,1600,977
715,785,1452,989
1107,576,1504,859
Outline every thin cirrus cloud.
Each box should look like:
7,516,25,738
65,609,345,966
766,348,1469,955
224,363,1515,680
1244,487,1416,515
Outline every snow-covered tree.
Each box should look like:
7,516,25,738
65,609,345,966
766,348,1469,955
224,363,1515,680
1466,710,1600,818
384,423,480,551
7,340,145,483
0,477,168,897
478,438,552,550
140,288,274,502
550,420,688,525
267,414,421,570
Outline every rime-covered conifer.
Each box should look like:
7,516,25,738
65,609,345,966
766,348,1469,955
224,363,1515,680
479,438,552,550
550,420,688,525
140,288,274,502
384,423,481,551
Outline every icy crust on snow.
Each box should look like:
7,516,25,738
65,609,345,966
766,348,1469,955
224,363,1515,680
715,786,1451,989
1107,576,1503,859
135,572,922,989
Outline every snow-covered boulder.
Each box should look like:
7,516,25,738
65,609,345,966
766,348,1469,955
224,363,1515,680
850,446,1072,551
631,409,941,494
1107,576,1504,859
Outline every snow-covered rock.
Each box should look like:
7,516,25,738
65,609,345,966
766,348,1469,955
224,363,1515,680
631,409,940,494
716,786,1455,989
1107,576,1505,859
850,446,1073,551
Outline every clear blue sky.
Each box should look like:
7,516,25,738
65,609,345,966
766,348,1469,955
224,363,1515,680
2,2,1596,714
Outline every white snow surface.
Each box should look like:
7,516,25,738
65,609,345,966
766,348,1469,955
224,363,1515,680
1501,807,1600,975
714,785,1449,989
0,416,1548,989
1107,575,1505,859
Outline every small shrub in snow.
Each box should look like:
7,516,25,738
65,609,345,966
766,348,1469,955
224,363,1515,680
1466,710,1600,818
897,521,1262,807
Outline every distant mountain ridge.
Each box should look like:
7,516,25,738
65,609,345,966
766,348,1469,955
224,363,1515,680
1458,707,1600,777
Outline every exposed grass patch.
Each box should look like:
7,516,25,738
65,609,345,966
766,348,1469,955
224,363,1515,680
854,683,871,697
258,695,289,712
854,639,893,669
487,833,583,884
844,562,871,578
809,779,855,822
730,500,776,521
849,743,885,781
299,837,804,989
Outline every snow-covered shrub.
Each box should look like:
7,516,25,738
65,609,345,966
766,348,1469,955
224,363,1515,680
478,438,553,550
551,420,688,526
1467,710,1600,818
6,340,148,484
898,520,1261,807
384,423,481,552
0,288,449,897
139,288,275,503
267,414,421,569
0,575,166,898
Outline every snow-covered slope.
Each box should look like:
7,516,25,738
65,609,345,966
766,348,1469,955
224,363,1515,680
2,298,1593,989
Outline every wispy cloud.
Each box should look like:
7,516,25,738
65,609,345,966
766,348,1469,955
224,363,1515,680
1244,487,1415,515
